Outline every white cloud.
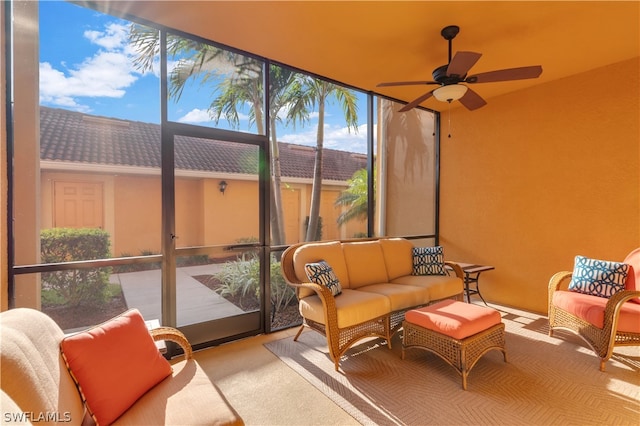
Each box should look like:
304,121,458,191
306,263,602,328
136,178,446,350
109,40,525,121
178,107,253,126
40,21,142,111
280,122,367,154
178,108,211,123
84,23,129,50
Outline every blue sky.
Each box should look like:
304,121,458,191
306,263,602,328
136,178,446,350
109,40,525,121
39,1,369,153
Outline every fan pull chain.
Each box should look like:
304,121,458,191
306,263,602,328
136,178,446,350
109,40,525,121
448,101,452,138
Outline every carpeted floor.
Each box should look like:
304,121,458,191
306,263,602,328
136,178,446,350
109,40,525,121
265,305,640,426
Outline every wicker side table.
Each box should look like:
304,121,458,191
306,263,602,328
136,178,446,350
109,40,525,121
402,301,507,390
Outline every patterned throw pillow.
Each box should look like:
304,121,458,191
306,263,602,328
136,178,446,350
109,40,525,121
304,260,342,296
568,255,629,298
412,246,446,276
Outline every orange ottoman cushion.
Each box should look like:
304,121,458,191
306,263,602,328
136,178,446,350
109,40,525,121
405,299,502,340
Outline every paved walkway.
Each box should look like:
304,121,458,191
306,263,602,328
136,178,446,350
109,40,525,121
111,264,244,327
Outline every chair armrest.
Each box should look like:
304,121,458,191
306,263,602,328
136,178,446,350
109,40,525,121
604,290,640,326
549,271,572,292
150,327,193,360
548,271,572,311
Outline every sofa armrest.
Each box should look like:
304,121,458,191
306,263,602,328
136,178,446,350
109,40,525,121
289,281,338,316
444,261,464,280
150,327,192,360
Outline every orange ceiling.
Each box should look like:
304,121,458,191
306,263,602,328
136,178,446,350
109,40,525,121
97,1,639,112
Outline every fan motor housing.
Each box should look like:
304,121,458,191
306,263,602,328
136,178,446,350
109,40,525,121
432,65,464,85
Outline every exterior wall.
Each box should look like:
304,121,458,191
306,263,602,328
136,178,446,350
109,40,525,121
114,175,161,255
440,58,640,314
40,170,365,256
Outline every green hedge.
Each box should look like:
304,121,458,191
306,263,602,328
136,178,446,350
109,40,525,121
41,228,111,307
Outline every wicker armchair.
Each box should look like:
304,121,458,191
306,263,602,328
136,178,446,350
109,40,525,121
548,248,640,371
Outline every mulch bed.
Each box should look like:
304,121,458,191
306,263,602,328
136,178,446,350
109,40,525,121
44,275,300,331
43,293,127,330
193,274,301,329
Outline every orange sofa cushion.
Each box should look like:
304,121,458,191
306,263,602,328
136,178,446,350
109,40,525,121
293,241,350,286
405,299,502,340
379,238,414,280
60,309,172,425
342,241,389,288
552,290,640,333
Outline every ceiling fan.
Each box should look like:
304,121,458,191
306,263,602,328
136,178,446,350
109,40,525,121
377,25,543,112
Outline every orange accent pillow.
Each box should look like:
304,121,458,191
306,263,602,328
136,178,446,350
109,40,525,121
60,309,172,425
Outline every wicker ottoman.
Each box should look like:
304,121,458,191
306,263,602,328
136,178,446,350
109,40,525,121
402,299,507,390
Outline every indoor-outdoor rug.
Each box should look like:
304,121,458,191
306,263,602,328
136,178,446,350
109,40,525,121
265,305,640,425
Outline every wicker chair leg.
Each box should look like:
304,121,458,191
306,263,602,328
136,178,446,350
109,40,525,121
293,324,305,342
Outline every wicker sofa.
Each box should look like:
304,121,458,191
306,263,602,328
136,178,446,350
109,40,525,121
281,238,464,370
0,308,243,425
548,248,640,371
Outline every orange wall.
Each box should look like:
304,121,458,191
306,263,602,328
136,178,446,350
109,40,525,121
114,175,162,255
40,172,364,256
440,58,640,314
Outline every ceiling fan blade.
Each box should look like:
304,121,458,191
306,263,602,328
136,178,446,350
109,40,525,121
399,90,435,112
447,51,482,77
458,87,487,111
377,81,438,87
468,65,543,83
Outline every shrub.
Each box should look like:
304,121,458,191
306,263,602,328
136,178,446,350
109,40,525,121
41,228,112,308
214,253,296,316
214,253,261,310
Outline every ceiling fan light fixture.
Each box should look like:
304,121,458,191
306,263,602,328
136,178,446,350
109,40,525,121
433,84,468,102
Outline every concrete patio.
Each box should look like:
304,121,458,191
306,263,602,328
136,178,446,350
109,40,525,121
111,264,244,327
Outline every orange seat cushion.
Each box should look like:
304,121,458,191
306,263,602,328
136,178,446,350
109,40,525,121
405,299,502,340
552,290,640,333
60,309,172,425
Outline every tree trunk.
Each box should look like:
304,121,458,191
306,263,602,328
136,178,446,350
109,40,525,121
305,100,325,242
270,117,286,245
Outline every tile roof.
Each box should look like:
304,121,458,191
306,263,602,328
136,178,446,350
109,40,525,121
40,107,367,181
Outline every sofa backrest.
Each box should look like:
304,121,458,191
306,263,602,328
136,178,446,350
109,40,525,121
342,240,390,288
293,241,351,298
379,238,414,280
288,238,416,296
0,308,85,424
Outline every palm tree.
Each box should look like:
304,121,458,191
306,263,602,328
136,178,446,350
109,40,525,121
335,168,370,226
300,78,359,241
128,25,307,245
210,65,310,245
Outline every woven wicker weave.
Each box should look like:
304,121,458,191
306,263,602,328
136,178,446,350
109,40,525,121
150,326,193,360
281,239,464,371
402,320,506,390
548,271,640,371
